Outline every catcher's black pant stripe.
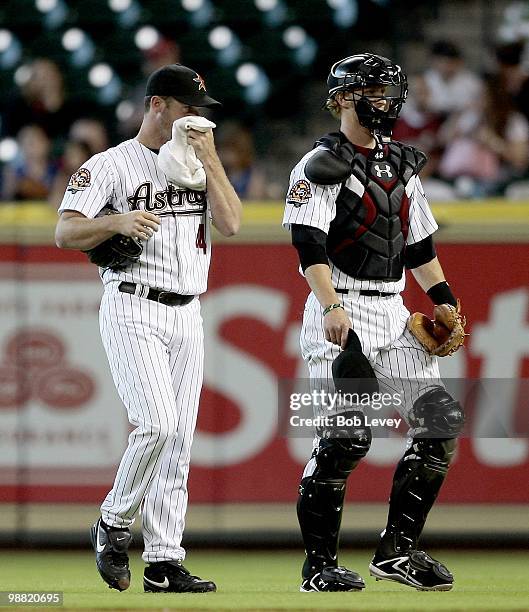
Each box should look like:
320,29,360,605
118,282,195,306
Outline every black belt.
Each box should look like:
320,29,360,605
335,288,396,298
118,282,195,306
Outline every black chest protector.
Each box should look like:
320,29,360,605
305,132,427,281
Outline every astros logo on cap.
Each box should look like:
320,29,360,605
193,73,206,91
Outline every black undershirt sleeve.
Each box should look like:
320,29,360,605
404,235,436,270
292,227,435,272
291,224,328,272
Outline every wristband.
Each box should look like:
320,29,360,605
427,281,457,307
323,303,343,316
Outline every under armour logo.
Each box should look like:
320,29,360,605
374,163,393,178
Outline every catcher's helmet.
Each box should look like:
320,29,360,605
326,53,408,136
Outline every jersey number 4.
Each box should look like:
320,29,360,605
196,223,207,254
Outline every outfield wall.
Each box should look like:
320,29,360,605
0,202,528,543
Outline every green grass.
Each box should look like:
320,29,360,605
1,550,529,611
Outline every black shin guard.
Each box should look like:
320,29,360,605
297,420,371,577
297,477,347,578
377,386,465,557
299,331,377,577
378,437,456,556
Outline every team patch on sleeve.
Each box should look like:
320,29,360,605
67,167,91,193
287,179,312,207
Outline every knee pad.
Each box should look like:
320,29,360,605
411,386,465,438
314,410,372,480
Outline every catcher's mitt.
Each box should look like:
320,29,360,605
408,300,467,357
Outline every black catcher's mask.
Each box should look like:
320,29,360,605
327,53,408,136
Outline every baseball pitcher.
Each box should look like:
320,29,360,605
55,64,242,593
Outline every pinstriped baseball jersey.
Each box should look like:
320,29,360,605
59,138,211,295
283,144,438,294
284,134,444,437
58,133,213,565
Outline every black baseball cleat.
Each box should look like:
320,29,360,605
143,560,217,593
89,517,132,591
300,566,366,592
369,549,453,591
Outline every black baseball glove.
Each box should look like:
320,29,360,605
84,233,143,270
83,208,143,270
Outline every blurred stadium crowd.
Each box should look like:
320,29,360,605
1,0,529,204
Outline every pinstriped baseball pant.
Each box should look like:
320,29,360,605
99,281,204,562
300,290,442,477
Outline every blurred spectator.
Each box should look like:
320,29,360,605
2,125,58,201
393,74,443,173
48,118,109,207
2,59,82,141
69,118,109,154
494,41,529,124
438,77,529,197
393,75,455,200
216,121,271,200
117,37,181,139
424,41,484,115
49,139,92,208
143,38,181,75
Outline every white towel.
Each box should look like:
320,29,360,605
157,116,216,191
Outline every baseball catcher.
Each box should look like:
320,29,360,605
283,52,467,593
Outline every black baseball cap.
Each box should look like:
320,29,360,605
145,63,221,107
